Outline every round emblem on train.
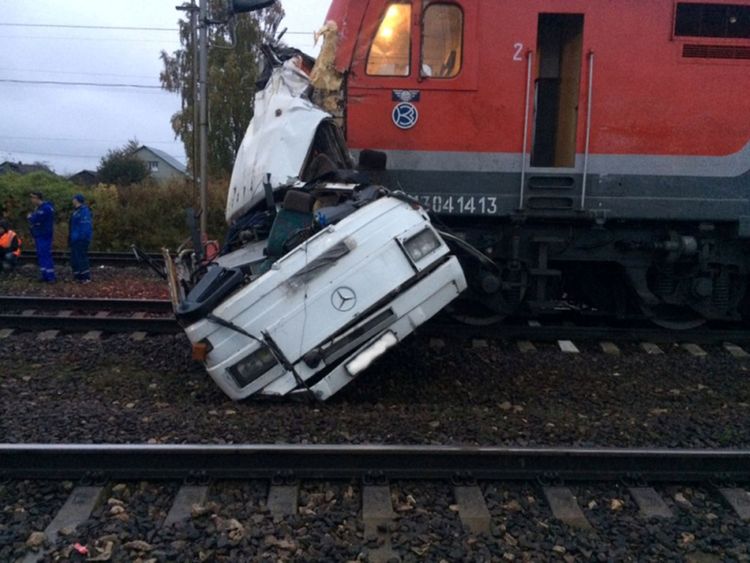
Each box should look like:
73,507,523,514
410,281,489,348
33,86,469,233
392,102,419,130
331,287,357,312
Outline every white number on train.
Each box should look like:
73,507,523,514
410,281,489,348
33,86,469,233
513,43,524,61
417,195,499,215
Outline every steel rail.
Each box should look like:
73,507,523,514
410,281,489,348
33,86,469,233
0,296,173,313
1,301,749,342
424,321,750,344
18,251,162,267
0,314,179,334
1,444,749,482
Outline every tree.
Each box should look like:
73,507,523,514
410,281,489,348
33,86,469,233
160,2,285,177
97,139,149,186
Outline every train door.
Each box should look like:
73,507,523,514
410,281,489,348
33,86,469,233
523,12,587,213
532,14,584,168
346,1,479,181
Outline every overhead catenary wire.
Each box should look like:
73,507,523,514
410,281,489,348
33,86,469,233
0,66,158,80
0,34,182,44
0,78,163,89
0,18,315,172
0,150,105,159
0,22,177,32
0,22,313,35
1,149,185,160
0,136,178,145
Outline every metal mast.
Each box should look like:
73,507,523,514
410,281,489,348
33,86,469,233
198,0,209,243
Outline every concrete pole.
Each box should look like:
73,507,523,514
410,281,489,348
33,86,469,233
198,0,209,243
190,0,199,205
175,2,200,206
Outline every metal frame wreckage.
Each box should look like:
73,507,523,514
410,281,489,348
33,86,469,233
165,4,468,401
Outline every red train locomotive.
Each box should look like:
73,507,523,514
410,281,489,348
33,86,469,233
316,0,750,327
168,0,749,400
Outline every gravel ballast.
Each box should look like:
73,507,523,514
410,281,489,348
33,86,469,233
0,331,748,448
4,480,742,562
3,271,750,561
0,264,167,299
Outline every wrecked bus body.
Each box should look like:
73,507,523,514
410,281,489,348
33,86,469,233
166,46,467,401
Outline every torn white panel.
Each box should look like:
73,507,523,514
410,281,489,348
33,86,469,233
213,241,266,271
226,59,330,223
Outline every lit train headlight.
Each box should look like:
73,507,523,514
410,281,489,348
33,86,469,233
229,346,277,388
403,228,441,263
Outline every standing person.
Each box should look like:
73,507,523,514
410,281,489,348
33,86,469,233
0,219,22,274
27,191,56,283
69,194,93,283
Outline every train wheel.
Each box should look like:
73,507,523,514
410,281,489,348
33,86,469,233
447,301,505,326
641,304,706,330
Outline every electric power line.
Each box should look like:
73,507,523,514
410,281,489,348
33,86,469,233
0,22,313,35
0,22,177,32
0,135,179,145
1,148,185,160
0,34,181,44
1,149,106,159
0,33,312,44
0,66,158,80
0,78,163,89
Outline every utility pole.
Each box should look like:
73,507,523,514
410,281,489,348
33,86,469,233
176,1,202,245
198,0,209,243
178,0,272,252
190,0,200,207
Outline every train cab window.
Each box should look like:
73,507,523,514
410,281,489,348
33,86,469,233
675,3,750,39
366,3,413,76
421,4,463,78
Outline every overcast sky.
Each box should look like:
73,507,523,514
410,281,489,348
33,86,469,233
0,0,331,175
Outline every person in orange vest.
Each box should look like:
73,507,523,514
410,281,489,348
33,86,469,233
0,219,22,274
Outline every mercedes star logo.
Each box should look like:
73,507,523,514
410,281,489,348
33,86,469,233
331,287,357,312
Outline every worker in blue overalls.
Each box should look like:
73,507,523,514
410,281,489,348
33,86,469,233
69,194,93,283
27,191,56,283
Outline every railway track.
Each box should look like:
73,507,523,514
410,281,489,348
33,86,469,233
426,319,750,345
0,296,172,314
0,296,176,334
3,444,750,481
4,444,750,561
17,250,162,268
2,296,750,351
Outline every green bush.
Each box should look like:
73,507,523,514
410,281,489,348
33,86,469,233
97,139,149,186
0,172,230,251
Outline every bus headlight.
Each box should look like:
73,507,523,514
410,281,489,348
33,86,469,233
403,228,441,263
229,346,277,388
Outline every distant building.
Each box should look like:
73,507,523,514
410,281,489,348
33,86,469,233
68,169,99,187
0,161,55,176
132,145,188,184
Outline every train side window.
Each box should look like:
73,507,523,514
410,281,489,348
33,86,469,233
675,3,750,39
366,3,413,76
421,4,464,78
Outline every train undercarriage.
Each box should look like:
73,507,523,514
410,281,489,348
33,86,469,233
448,217,749,328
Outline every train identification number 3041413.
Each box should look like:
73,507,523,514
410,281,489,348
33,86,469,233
415,194,499,216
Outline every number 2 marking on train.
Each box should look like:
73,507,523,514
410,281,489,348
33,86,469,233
513,43,524,61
